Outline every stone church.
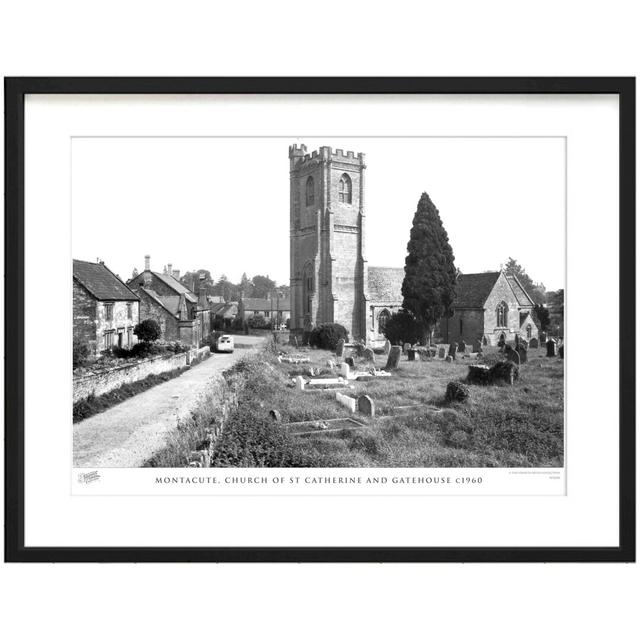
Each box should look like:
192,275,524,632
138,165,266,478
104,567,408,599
289,144,538,347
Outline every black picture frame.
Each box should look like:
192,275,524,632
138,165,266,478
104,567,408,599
4,77,635,563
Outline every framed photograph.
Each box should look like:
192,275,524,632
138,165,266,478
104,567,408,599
5,77,635,562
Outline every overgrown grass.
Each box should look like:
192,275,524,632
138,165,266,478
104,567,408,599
210,344,564,468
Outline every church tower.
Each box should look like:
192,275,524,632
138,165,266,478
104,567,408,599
289,144,368,340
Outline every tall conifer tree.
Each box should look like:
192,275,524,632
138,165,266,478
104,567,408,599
401,192,457,344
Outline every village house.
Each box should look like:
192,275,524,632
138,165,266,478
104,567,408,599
437,271,539,346
73,259,140,356
237,293,291,326
128,256,211,346
209,300,238,328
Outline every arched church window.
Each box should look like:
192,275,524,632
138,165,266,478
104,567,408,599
378,309,390,333
338,173,352,204
496,301,508,327
305,176,314,206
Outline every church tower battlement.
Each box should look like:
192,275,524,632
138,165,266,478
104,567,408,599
289,144,368,340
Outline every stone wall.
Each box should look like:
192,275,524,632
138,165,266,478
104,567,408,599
74,351,191,403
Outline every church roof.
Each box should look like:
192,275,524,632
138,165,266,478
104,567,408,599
367,267,405,303
506,275,535,308
73,259,139,302
453,272,501,308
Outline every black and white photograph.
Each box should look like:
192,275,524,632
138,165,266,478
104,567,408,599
72,135,566,471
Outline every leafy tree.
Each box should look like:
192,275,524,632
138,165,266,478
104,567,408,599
133,318,161,343
181,269,214,294
401,192,457,345
533,303,550,332
381,309,423,346
239,272,254,298
213,274,234,302
547,289,564,337
252,274,277,298
503,257,546,305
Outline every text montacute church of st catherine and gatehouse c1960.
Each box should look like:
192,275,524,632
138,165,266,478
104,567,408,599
288,144,538,348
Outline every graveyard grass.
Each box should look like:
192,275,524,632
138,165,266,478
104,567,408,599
210,341,564,468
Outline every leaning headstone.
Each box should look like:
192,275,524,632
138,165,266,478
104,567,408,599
335,392,356,413
357,394,375,418
362,347,375,362
546,338,557,357
457,341,466,353
295,376,306,391
438,347,447,359
407,349,416,362
345,356,355,368
504,346,521,366
529,337,539,349
383,339,391,355
448,343,457,360
516,347,528,364
384,345,402,370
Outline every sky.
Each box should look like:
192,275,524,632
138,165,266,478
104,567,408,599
72,136,565,291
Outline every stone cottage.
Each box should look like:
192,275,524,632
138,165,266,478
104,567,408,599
437,271,539,346
128,256,211,346
237,293,291,326
73,259,140,356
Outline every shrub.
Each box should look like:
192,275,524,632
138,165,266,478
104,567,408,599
73,341,90,369
112,345,134,359
247,314,271,330
131,341,164,358
445,381,470,403
309,323,348,350
134,318,161,342
164,341,190,354
382,309,423,346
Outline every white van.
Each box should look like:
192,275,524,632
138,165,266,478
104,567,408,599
215,334,234,353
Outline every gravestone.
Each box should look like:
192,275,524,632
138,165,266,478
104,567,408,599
448,343,457,360
529,337,539,349
340,362,350,379
504,347,520,366
295,376,306,391
546,338,557,357
327,361,335,371
438,347,447,359
384,339,391,355
482,335,488,346
403,342,412,354
269,409,282,422
335,391,356,413
472,339,483,354
336,338,345,357
407,349,416,362
345,356,355,368
357,394,375,418
516,347,528,364
385,345,402,370
457,341,466,353
445,355,453,363
354,342,365,357
540,331,547,345
418,348,430,361
362,347,375,362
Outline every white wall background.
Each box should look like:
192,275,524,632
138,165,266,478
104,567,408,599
1,2,638,640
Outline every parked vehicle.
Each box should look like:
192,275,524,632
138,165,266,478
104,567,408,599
215,334,234,353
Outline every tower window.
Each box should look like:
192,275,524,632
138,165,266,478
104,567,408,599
496,301,508,327
305,176,314,206
338,173,352,204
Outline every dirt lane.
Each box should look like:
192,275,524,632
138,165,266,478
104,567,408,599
73,336,265,467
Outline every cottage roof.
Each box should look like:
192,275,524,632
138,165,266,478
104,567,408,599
211,302,238,317
242,297,291,312
140,288,181,316
453,272,501,308
367,266,404,303
73,259,139,302
506,275,535,308
152,271,198,303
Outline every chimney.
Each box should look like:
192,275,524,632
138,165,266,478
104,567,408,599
172,269,180,280
198,273,208,309
144,255,151,271
143,255,152,286
167,263,173,277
